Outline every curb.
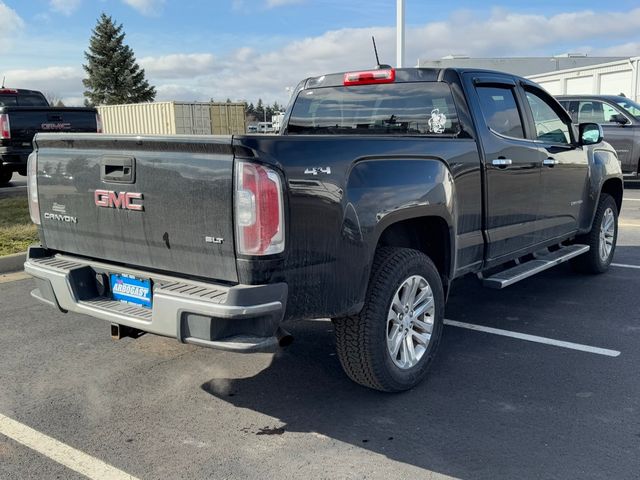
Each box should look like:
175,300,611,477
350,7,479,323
0,252,26,274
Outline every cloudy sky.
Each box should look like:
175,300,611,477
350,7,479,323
1,0,640,105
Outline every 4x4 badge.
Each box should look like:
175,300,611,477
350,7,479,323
304,167,331,176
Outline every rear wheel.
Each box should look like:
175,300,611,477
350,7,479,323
333,247,444,392
571,193,618,273
0,167,11,187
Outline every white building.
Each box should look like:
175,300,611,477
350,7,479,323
418,54,625,78
418,54,640,102
527,57,640,102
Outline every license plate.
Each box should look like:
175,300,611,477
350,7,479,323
110,274,152,308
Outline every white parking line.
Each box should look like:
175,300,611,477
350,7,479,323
612,262,640,270
444,319,620,357
624,198,640,201
0,413,139,480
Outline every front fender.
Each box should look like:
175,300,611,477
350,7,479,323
580,142,623,232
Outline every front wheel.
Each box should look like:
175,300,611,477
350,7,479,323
571,193,618,273
333,247,444,392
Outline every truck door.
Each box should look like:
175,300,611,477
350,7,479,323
467,75,543,262
521,86,589,240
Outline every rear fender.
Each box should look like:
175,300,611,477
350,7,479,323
344,157,456,304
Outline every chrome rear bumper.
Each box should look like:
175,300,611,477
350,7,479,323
25,247,287,352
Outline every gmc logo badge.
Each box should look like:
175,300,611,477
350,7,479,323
94,190,144,211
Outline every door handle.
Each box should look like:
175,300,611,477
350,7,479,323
101,155,136,184
491,158,512,167
543,158,558,167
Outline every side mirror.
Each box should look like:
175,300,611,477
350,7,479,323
579,123,603,145
610,113,630,125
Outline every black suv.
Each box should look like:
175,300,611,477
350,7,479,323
557,95,640,176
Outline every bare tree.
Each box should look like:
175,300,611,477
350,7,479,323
43,91,63,107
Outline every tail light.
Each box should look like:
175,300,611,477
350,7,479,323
343,68,395,86
235,161,284,255
95,113,103,133
27,152,41,225
0,114,10,139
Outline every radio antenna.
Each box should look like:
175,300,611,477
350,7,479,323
371,36,392,70
1,76,5,88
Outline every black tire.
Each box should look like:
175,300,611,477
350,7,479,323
0,168,11,187
332,247,444,392
570,193,618,274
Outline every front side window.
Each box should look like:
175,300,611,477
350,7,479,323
287,82,460,135
602,103,624,123
475,86,524,139
525,91,571,144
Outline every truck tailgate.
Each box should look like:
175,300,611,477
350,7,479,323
33,134,238,283
5,107,98,140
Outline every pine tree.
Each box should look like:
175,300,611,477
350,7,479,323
83,13,156,105
256,98,265,121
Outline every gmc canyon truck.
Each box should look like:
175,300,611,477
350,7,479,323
24,67,623,392
0,88,100,186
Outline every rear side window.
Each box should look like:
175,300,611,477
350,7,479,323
287,82,460,135
475,86,524,139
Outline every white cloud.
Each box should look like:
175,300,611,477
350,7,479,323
0,2,24,38
234,0,304,12
266,0,304,7
140,54,216,79
590,42,640,57
121,0,166,16
6,7,640,106
2,67,84,104
49,0,81,16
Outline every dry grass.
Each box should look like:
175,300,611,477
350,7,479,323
0,197,39,256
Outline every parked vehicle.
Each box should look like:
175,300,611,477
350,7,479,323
557,95,640,175
257,121,274,133
271,112,286,133
0,88,101,186
24,67,622,392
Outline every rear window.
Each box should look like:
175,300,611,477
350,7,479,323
287,82,460,135
0,93,49,107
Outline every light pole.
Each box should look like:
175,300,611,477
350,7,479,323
396,0,405,68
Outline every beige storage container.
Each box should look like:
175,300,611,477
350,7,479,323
98,102,245,135
210,103,247,135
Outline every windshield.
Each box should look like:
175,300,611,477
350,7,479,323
616,99,640,118
0,93,49,107
287,82,460,135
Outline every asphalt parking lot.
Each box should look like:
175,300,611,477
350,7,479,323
0,173,27,199
0,186,639,480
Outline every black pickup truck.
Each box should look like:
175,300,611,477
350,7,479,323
0,88,100,186
24,67,623,392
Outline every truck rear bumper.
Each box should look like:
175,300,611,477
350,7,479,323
24,247,288,353
0,146,30,167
